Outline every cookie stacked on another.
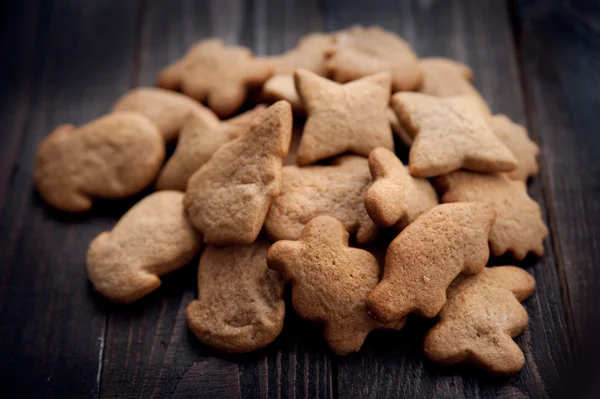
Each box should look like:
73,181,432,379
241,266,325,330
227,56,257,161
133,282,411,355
32,26,546,375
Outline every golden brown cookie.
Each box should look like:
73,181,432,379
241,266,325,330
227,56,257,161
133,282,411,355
488,114,540,181
183,101,292,245
157,39,272,118
367,202,495,322
364,147,438,230
187,240,285,353
262,75,303,114
295,69,393,165
418,57,491,115
326,26,423,91
268,32,332,75
391,92,517,177
424,266,535,375
156,105,265,191
436,171,548,260
112,87,218,142
264,156,378,244
86,191,202,303
388,107,413,147
267,216,405,355
34,112,164,212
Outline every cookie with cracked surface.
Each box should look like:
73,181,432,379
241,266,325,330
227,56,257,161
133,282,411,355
156,105,265,191
264,155,378,244
435,171,548,260
183,101,292,245
391,92,517,177
267,216,405,355
87,191,202,303
157,38,272,118
295,69,393,165
365,147,438,230
368,202,495,322
187,240,285,353
112,87,218,142
424,266,535,375
33,112,164,212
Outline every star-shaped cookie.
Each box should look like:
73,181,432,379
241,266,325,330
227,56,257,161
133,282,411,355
267,216,405,355
157,39,272,118
436,171,548,260
364,147,438,230
391,92,517,177
295,69,393,165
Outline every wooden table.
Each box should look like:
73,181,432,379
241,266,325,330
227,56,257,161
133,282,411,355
1,0,599,397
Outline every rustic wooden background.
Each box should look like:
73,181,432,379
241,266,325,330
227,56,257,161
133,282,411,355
1,0,599,398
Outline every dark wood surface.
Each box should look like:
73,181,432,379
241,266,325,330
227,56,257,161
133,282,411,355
0,0,598,398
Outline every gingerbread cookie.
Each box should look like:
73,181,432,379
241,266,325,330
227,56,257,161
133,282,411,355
87,191,202,303
424,266,535,375
267,216,405,355
183,101,292,244
488,114,540,181
264,156,378,244
326,26,423,91
187,240,285,353
262,75,303,114
364,147,438,229
268,32,332,75
295,69,393,165
156,105,265,191
367,202,495,322
391,93,517,177
112,87,218,142
418,57,490,115
388,107,414,147
436,171,548,260
157,39,272,117
34,112,164,212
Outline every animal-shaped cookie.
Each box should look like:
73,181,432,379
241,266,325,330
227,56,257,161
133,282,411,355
326,26,423,91
34,112,164,212
295,69,393,165
183,101,292,244
267,216,405,355
424,266,535,375
488,114,540,181
156,105,265,191
264,156,378,244
157,39,272,117
364,147,438,230
367,202,495,322
418,57,490,115
86,191,202,303
112,87,218,142
436,171,548,260
187,240,285,353
391,93,517,177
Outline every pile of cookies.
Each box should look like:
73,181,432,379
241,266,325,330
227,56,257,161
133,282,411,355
33,26,546,376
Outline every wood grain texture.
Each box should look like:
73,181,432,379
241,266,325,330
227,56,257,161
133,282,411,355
0,0,141,397
323,1,572,398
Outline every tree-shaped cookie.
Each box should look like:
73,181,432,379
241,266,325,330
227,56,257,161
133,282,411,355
488,114,540,181
267,216,405,355
436,171,548,260
183,101,292,245
391,92,517,178
264,155,378,244
156,105,265,191
112,87,218,142
368,202,495,322
34,112,164,212
326,26,423,91
157,39,272,118
294,69,394,165
365,147,438,230
425,266,535,375
419,57,490,115
87,191,202,303
187,240,285,353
